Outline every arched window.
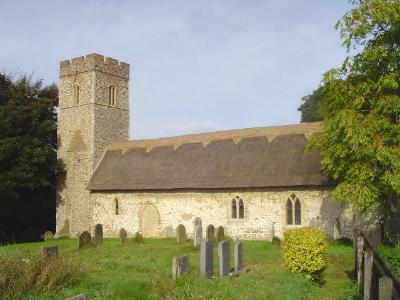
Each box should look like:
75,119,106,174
286,194,301,225
115,198,119,215
232,196,244,219
231,199,237,218
238,198,244,219
286,199,293,225
74,85,80,104
109,85,116,106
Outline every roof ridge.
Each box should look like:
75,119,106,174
108,122,322,151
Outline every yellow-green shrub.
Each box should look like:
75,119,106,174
282,228,328,281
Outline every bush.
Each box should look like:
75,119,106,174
133,232,144,244
282,228,328,281
378,244,400,279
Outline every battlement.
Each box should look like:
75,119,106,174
60,53,129,79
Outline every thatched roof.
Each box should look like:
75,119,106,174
88,122,331,191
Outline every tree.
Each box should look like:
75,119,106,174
0,73,62,242
298,86,327,123
309,0,400,241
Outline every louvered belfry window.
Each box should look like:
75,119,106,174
287,194,301,225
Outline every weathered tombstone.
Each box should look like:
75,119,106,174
42,245,58,261
216,226,225,242
65,294,86,300
194,224,202,248
172,255,190,279
119,228,127,245
353,229,358,280
270,222,276,242
43,231,54,241
78,231,92,249
218,240,230,277
193,217,202,239
94,224,103,246
176,224,186,244
333,218,341,240
364,249,374,300
378,276,393,300
200,240,213,278
206,224,215,241
234,240,243,272
357,234,364,286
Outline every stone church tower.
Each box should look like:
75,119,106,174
56,54,129,237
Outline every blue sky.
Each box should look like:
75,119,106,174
0,1,351,139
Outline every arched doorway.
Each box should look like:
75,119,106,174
141,204,160,237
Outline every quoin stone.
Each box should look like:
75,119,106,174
234,240,243,272
119,228,128,244
216,226,225,242
206,224,215,240
176,224,186,244
94,224,103,246
42,245,59,261
200,240,213,278
172,255,190,279
194,224,202,248
78,231,92,249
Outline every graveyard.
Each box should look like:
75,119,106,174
0,236,357,299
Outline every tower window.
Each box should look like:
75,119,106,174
231,196,244,219
286,194,301,225
115,198,119,215
109,85,116,106
73,85,80,104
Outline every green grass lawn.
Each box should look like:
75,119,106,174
0,238,359,300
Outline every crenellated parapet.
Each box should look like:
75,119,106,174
60,53,129,79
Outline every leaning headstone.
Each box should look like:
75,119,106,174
172,255,190,279
43,231,54,241
94,224,103,246
234,240,243,272
200,240,213,278
206,224,215,240
364,249,374,300
78,231,92,249
65,294,86,300
218,240,230,276
194,224,202,248
216,226,225,242
42,245,58,261
119,228,127,245
378,276,393,300
176,224,186,244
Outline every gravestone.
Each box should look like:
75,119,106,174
218,240,230,276
234,240,243,272
216,226,224,242
194,224,202,248
176,224,186,244
43,231,54,241
357,235,364,285
200,240,213,278
193,217,202,239
333,218,341,240
378,276,393,300
78,231,92,249
42,245,58,261
172,255,190,279
65,294,86,300
270,222,276,242
94,224,103,246
364,249,374,300
206,224,215,241
119,228,127,244
164,225,175,238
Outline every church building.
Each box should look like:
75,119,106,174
56,53,354,240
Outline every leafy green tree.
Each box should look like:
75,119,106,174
309,0,400,241
0,73,62,242
298,86,327,123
